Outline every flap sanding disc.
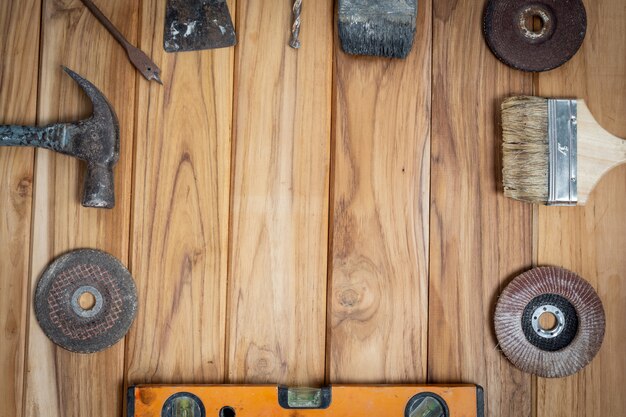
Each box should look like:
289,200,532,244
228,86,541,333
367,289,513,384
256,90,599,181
483,0,587,72
35,249,138,353
494,267,605,378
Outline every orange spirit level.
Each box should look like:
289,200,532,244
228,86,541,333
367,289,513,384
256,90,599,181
128,385,484,417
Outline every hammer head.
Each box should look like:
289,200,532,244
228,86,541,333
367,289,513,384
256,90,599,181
62,67,120,209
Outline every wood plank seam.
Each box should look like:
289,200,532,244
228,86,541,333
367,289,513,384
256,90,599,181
123,0,147,413
324,10,339,384
21,1,44,415
531,73,538,417
425,0,434,382
0,1,41,416
222,0,239,385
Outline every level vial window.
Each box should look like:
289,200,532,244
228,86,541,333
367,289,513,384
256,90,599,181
287,387,323,408
161,393,205,417
405,393,448,417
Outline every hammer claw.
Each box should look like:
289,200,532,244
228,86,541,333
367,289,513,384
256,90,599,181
0,68,120,209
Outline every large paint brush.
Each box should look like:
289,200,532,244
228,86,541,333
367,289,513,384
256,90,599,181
502,96,626,205
338,0,418,58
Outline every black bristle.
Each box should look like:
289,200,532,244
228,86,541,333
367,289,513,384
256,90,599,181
338,0,417,59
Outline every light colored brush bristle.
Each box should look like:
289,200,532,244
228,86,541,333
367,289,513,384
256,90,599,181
501,96,550,204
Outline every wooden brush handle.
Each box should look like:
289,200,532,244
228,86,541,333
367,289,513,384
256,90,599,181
577,100,626,205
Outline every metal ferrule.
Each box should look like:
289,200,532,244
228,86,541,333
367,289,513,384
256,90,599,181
547,99,578,206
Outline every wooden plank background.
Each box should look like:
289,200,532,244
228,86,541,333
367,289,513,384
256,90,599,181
0,1,623,416
329,0,431,384
428,1,533,415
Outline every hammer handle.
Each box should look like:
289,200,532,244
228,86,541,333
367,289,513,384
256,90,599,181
0,124,67,153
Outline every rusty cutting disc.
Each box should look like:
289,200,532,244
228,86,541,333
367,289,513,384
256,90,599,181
35,249,138,353
494,267,605,378
483,0,587,72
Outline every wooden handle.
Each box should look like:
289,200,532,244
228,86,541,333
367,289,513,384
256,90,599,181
577,100,626,205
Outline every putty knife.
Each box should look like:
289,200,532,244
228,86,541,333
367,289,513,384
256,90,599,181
164,0,236,52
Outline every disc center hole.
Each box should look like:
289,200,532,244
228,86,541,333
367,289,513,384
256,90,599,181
525,13,545,34
78,291,96,311
538,311,558,331
518,6,552,42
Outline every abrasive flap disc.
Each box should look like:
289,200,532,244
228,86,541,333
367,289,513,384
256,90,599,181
494,267,605,378
483,0,587,72
35,249,138,353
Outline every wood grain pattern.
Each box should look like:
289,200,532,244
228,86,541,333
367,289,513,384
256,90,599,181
428,1,533,416
576,101,626,205
22,0,137,416
0,1,624,416
327,1,431,384
0,1,40,416
535,0,626,414
226,0,333,385
125,0,235,385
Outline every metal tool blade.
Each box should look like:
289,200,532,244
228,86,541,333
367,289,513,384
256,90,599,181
164,0,237,52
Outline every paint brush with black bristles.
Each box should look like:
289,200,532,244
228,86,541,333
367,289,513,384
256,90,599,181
338,0,417,59
502,96,626,206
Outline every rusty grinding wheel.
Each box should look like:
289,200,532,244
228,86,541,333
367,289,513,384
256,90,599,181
35,249,138,353
494,267,605,378
483,0,587,72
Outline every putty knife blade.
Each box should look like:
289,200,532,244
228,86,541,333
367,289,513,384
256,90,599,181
164,0,236,52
